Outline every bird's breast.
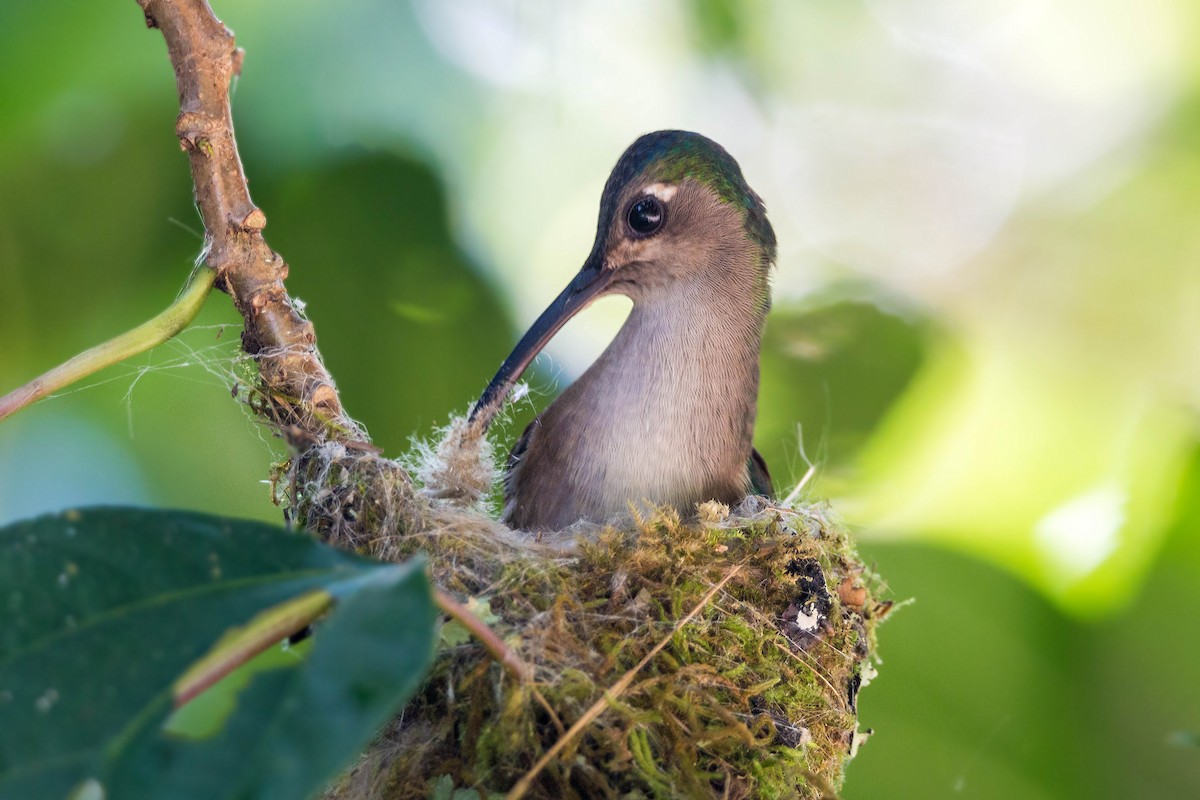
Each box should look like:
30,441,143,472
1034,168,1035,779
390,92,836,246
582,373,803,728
505,303,760,530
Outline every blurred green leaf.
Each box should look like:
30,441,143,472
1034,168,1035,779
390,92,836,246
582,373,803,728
757,298,929,496
0,507,435,800
846,540,1108,800
849,446,1200,798
841,109,1200,615
1167,731,1200,749
846,330,1194,616
0,1,167,168
685,0,744,55
262,153,514,454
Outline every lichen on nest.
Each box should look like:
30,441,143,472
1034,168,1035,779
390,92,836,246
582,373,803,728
276,418,886,799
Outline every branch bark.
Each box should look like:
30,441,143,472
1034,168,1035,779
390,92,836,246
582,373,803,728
137,0,366,450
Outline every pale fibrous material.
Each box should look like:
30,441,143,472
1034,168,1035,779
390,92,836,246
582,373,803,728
408,415,499,509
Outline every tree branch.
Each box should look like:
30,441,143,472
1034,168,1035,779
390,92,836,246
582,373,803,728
137,0,366,449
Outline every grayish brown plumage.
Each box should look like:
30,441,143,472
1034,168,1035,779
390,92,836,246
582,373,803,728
470,131,776,531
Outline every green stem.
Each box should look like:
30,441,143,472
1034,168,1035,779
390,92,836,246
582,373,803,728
0,267,217,423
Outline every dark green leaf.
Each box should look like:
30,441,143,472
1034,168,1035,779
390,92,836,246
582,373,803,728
0,507,435,800
102,555,434,800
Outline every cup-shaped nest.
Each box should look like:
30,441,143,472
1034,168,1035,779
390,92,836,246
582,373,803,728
322,496,885,800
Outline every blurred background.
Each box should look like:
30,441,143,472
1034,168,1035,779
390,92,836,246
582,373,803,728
2,0,1198,796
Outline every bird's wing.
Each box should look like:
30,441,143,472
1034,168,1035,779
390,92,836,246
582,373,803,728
503,420,535,508
748,447,774,498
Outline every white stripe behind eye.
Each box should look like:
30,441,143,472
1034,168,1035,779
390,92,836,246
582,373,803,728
644,183,677,202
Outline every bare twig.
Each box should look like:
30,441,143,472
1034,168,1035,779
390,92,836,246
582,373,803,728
436,590,566,744
137,0,367,449
434,589,530,682
0,267,215,422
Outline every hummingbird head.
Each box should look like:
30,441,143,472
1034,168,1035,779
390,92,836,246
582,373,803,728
587,129,776,302
470,130,775,430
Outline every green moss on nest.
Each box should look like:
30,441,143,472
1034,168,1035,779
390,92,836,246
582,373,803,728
326,499,885,800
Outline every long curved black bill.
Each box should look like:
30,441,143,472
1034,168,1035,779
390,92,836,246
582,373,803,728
469,257,610,432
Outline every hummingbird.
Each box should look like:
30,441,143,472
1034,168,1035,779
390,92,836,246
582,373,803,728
469,130,776,531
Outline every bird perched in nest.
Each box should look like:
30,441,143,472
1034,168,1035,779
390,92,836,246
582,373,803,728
470,130,776,531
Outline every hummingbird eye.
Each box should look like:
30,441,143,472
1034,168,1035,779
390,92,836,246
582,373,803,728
627,196,665,236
